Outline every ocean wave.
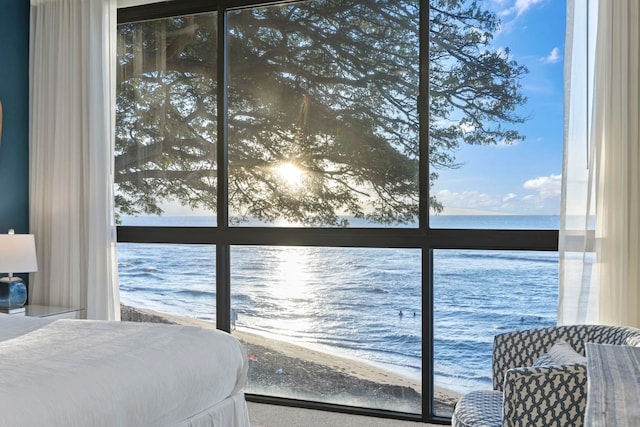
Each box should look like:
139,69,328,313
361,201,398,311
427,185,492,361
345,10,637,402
174,289,216,299
434,370,492,385
231,293,254,303
119,284,166,294
366,287,389,294
437,251,558,265
120,271,161,280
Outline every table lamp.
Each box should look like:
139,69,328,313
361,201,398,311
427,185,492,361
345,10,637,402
0,229,38,312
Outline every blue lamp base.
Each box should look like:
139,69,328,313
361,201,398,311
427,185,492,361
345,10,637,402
0,277,28,310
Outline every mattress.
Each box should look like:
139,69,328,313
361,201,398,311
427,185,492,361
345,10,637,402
0,315,250,427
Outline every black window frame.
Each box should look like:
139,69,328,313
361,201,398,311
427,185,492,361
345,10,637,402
116,1,559,423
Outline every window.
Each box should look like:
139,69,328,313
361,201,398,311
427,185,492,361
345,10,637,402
226,3,419,227
116,11,218,225
116,0,562,422
231,246,422,414
433,250,558,400
119,243,217,322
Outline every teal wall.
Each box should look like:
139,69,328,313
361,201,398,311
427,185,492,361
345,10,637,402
0,0,30,234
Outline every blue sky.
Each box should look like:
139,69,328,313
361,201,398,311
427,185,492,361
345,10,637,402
431,0,566,215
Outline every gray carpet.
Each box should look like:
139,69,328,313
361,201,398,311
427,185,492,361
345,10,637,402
247,402,441,427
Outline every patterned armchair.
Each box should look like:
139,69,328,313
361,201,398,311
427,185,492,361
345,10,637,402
451,325,640,427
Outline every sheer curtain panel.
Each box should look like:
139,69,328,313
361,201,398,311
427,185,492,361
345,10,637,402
29,0,120,320
559,0,599,325
560,0,640,328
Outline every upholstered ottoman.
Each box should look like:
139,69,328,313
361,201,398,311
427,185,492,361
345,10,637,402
451,390,502,427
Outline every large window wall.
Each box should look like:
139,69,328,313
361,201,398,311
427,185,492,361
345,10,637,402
116,0,563,423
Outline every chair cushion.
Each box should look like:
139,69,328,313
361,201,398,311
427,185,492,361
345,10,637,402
547,340,587,364
452,390,503,427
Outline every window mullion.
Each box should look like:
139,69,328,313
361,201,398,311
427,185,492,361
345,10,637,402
216,8,231,331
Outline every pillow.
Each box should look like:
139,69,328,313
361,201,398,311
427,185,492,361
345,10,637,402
532,353,554,367
547,340,587,365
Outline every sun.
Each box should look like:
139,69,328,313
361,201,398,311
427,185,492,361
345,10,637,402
274,162,304,187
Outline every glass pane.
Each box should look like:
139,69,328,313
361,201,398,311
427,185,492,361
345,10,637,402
116,13,218,226
118,243,216,324
433,250,558,417
227,1,419,227
230,246,422,414
429,1,566,227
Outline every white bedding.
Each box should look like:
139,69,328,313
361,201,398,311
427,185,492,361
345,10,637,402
0,315,250,427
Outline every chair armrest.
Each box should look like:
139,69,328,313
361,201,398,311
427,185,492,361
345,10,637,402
493,328,559,390
502,364,587,427
492,326,591,390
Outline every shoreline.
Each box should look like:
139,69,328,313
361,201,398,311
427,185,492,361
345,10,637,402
235,324,423,390
121,304,460,415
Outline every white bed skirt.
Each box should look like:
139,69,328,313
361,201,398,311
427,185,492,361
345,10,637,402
178,392,250,427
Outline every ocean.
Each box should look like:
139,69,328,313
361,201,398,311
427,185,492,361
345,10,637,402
117,215,559,395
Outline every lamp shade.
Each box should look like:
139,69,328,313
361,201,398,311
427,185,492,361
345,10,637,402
0,233,38,274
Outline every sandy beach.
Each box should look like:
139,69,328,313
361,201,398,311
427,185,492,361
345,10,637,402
121,305,460,416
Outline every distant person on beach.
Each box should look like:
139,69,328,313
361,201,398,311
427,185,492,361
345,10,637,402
231,309,238,330
399,310,403,317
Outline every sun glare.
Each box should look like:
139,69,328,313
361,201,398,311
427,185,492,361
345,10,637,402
274,162,304,186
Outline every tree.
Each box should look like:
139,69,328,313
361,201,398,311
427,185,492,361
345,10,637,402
115,0,527,225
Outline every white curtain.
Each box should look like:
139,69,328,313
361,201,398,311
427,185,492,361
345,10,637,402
29,0,120,320
592,0,640,327
560,0,640,328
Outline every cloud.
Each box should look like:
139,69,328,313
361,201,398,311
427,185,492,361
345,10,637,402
495,137,520,147
541,47,561,64
523,173,561,199
500,0,545,17
459,123,476,134
434,173,562,214
436,189,527,213
435,189,499,210
515,0,545,15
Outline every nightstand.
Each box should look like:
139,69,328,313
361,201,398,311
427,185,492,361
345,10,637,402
24,305,84,319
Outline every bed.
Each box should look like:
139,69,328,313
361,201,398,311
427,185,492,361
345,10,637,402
0,314,251,427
